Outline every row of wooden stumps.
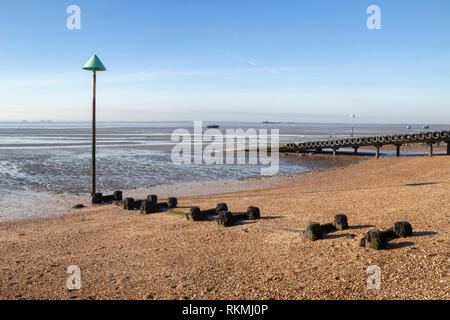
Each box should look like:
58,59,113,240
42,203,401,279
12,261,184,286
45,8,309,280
92,191,123,204
185,203,261,227
122,194,178,213
119,194,261,227
305,216,413,250
305,215,349,241
359,222,413,250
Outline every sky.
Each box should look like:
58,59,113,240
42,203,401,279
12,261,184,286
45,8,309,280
0,0,449,123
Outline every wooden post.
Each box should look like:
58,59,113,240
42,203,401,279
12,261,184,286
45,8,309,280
353,147,358,154
396,144,401,157
375,146,380,159
332,148,337,156
428,143,433,157
447,142,450,155
91,71,96,196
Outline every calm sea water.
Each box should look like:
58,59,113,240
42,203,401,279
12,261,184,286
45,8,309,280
1,121,448,221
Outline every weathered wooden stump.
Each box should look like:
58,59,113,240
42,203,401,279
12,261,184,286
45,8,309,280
101,195,115,203
134,200,143,209
92,193,103,204
200,208,217,216
187,206,204,221
140,200,156,214
361,222,413,250
393,221,413,238
155,202,168,210
320,223,336,233
231,212,248,220
167,197,178,209
215,203,228,215
333,214,348,230
113,191,123,201
366,229,388,250
305,222,322,241
123,198,135,210
383,227,398,241
246,206,260,220
147,194,157,204
217,211,234,227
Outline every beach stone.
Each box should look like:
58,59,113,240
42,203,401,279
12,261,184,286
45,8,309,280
246,206,260,220
113,191,123,201
393,221,413,238
305,222,322,241
217,211,234,227
147,194,157,204
359,237,366,247
167,197,178,209
73,204,85,209
123,198,135,210
333,214,348,230
92,193,103,204
320,223,336,233
140,200,156,214
187,207,203,221
215,203,228,215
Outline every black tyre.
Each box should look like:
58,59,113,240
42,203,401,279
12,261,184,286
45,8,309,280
215,203,228,215
123,198,135,210
167,197,178,208
246,206,260,220
147,194,157,204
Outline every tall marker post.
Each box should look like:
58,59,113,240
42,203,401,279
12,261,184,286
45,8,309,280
350,113,356,138
83,55,107,202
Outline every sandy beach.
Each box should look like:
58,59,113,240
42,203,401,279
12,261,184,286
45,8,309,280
0,156,448,300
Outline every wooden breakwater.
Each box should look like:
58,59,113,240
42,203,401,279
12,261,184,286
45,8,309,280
280,130,450,158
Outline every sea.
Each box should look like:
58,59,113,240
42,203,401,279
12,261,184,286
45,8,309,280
1,121,448,222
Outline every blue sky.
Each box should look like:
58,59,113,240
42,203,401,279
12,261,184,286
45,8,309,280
0,0,449,123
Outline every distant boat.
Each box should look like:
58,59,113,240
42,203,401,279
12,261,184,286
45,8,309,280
262,121,281,124
422,125,430,129
406,125,411,130
207,124,220,129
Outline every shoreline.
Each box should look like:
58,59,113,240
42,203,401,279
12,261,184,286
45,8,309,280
0,153,367,223
0,156,448,300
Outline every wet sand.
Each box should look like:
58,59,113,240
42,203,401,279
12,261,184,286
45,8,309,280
0,156,448,300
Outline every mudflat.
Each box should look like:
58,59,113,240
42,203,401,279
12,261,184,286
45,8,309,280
0,156,448,300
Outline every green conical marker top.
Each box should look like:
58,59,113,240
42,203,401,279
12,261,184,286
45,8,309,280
83,55,107,72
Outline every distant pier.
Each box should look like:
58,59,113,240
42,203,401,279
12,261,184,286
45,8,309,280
281,131,450,158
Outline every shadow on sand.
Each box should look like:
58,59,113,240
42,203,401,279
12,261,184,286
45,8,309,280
348,225,375,230
411,231,438,237
405,182,440,187
386,241,415,249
